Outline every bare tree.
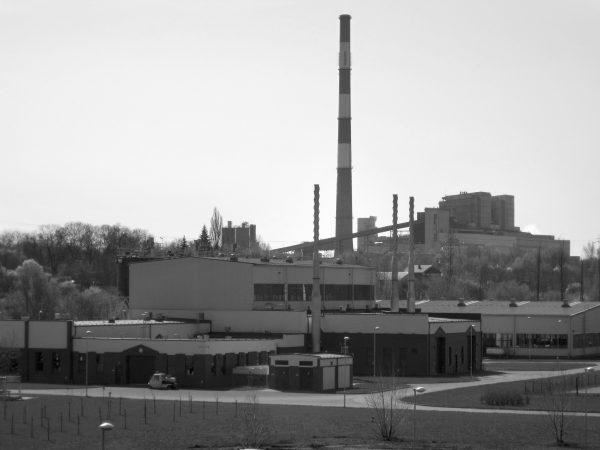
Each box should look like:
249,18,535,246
238,393,271,448
366,383,410,441
209,207,223,250
541,377,572,445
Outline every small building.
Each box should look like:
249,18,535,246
269,353,352,392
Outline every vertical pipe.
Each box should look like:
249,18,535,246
312,185,321,353
407,197,416,313
390,195,399,312
335,14,353,256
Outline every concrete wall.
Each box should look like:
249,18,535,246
129,258,254,314
203,311,308,334
73,322,209,339
29,321,69,349
0,320,25,347
321,313,430,334
73,337,277,356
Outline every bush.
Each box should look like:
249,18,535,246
480,390,529,406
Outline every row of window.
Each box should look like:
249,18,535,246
254,284,374,302
483,333,569,349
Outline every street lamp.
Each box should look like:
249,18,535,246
99,421,114,450
584,366,595,448
373,326,380,377
85,330,91,397
469,325,475,377
342,336,350,355
413,386,426,448
527,316,532,360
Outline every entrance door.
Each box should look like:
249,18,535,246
436,337,446,374
127,356,156,384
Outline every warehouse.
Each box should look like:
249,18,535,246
386,299,600,359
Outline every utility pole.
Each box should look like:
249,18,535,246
536,246,541,301
407,197,416,313
311,185,321,353
390,195,399,313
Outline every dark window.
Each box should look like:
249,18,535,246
35,352,44,372
52,352,61,372
461,346,464,365
96,354,103,373
299,361,313,366
254,284,285,302
288,284,304,301
354,285,374,300
321,284,352,301
274,360,288,366
304,284,313,299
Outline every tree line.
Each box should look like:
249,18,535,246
365,240,600,302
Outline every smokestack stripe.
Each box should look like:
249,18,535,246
335,14,353,256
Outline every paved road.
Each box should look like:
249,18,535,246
17,361,600,417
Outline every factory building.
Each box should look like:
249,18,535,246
375,299,600,359
221,221,257,253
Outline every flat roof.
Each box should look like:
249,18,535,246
131,255,371,269
74,319,184,326
391,299,600,317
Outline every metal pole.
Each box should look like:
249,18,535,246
470,326,473,378
373,326,379,377
413,390,417,448
373,328,376,377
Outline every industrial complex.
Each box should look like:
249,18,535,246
0,14,594,395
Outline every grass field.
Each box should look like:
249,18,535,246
2,361,599,449
1,388,599,449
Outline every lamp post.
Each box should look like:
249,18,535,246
99,421,114,450
85,330,91,397
412,386,426,448
469,325,475,377
373,326,380,377
527,316,532,360
584,366,595,448
342,336,350,355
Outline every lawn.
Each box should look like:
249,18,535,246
1,392,598,449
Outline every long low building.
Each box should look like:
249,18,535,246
383,299,600,359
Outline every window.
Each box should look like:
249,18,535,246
274,360,289,366
186,356,195,375
96,354,103,373
35,352,44,372
483,333,513,349
52,352,61,372
321,284,352,301
354,285,374,300
299,361,313,367
461,346,464,365
254,284,285,302
287,284,304,302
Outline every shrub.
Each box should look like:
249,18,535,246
480,390,528,406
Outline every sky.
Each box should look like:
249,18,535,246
1,0,599,256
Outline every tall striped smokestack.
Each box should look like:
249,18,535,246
335,14,353,257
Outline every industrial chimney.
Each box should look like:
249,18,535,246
335,14,353,257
